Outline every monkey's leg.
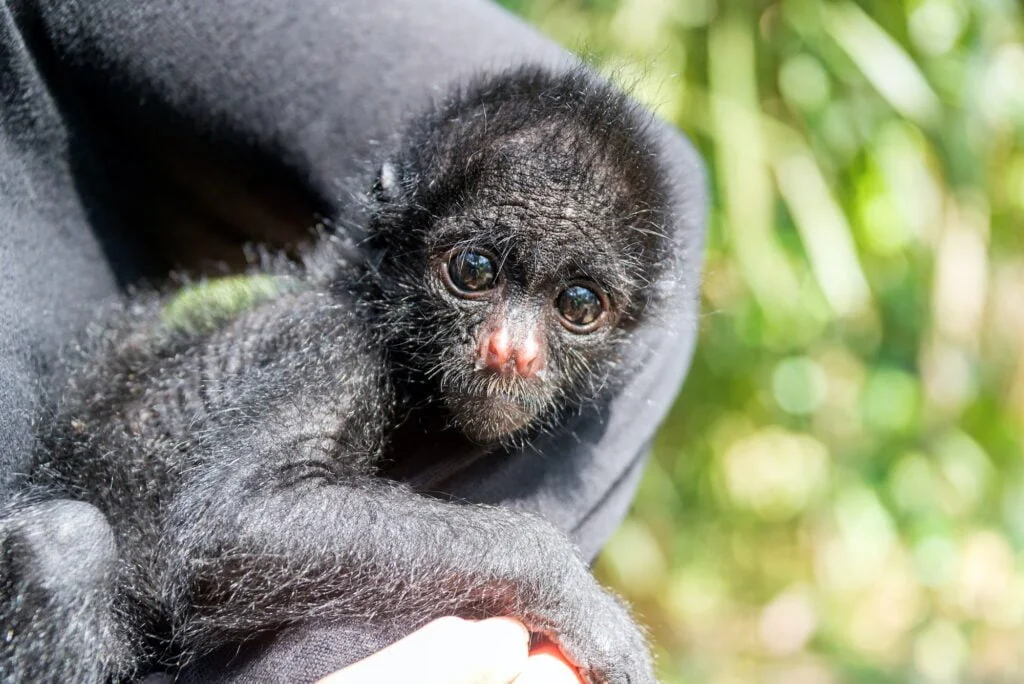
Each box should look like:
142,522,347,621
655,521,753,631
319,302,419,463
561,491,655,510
161,470,653,684
0,499,133,683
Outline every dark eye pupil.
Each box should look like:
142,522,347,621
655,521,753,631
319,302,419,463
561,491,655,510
448,251,495,292
557,285,603,327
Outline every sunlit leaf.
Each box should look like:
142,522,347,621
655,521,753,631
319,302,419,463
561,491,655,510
824,1,942,126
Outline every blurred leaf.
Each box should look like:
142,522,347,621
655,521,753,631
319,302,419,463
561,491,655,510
824,1,942,127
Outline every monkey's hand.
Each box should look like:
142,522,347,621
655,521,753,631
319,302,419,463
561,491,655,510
507,521,654,684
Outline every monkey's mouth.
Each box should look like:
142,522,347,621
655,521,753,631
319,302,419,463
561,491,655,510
443,378,553,444
446,394,535,443
433,361,556,443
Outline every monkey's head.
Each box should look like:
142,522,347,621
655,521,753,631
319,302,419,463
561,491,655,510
363,66,672,444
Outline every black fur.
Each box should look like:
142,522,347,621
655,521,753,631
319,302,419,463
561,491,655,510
0,65,671,683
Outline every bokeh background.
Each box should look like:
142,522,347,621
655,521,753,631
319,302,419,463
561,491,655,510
496,0,1024,681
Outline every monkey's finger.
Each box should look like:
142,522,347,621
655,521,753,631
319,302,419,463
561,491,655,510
316,616,531,684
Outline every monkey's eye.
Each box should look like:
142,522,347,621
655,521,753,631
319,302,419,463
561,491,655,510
446,250,497,295
556,285,606,332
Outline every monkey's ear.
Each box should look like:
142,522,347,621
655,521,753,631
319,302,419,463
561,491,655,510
372,162,401,203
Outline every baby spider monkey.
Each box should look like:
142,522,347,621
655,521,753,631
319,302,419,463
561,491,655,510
0,64,674,684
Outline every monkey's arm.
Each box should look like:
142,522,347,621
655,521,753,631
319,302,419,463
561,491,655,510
163,459,652,684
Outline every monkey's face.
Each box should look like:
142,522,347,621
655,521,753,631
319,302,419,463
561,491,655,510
372,182,661,445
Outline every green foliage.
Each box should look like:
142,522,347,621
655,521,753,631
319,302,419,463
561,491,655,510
497,0,1024,680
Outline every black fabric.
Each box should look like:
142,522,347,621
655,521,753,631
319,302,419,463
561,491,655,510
0,0,706,680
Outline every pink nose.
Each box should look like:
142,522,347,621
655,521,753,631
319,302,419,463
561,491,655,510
479,327,545,378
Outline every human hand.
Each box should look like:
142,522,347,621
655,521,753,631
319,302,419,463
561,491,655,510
316,616,582,684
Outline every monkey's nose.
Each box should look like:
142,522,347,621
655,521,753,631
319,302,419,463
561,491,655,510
479,328,545,378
